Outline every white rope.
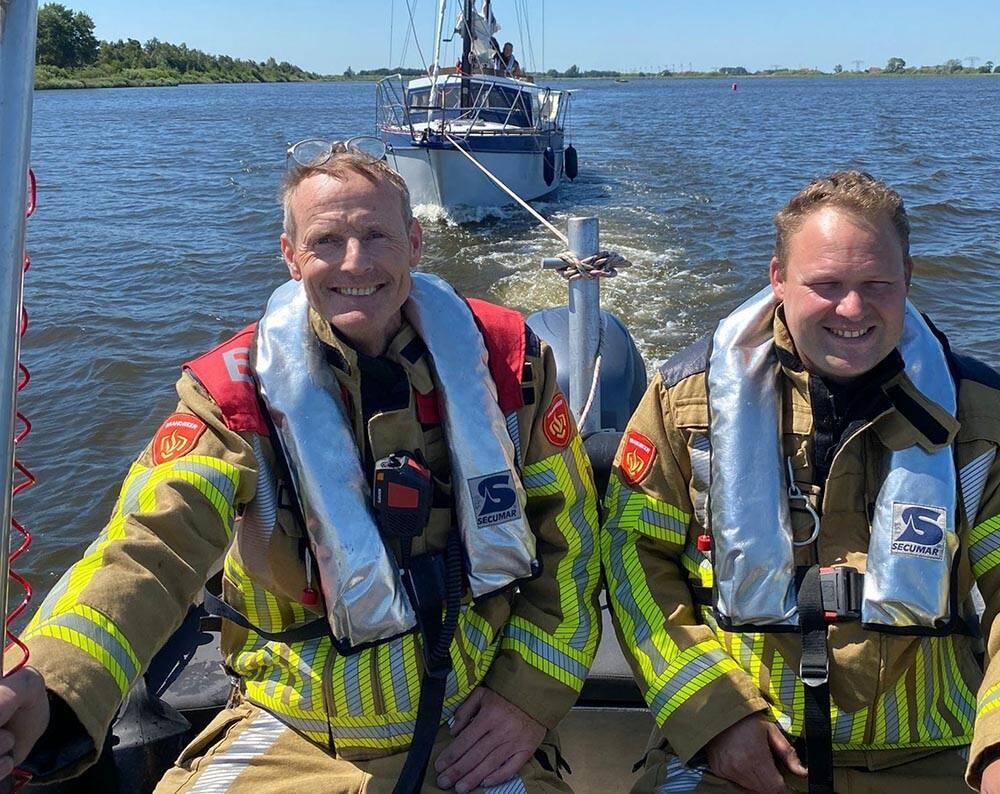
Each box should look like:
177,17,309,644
440,130,569,245
577,353,602,430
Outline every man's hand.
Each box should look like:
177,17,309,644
704,714,806,794
0,667,49,779
981,757,1000,794
434,687,546,793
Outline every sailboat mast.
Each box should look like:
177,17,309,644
427,0,448,122
461,0,473,108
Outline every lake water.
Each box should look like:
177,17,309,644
15,76,1000,600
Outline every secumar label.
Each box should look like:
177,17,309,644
152,413,208,465
890,502,947,560
621,430,657,486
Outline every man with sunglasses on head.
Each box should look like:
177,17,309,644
0,140,601,793
603,171,1000,793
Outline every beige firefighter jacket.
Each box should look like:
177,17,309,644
20,310,601,780
602,310,1000,788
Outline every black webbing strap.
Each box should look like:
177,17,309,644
797,565,834,794
393,533,463,794
202,571,329,643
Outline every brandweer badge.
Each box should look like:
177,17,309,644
542,392,571,448
890,503,947,560
469,470,522,527
621,431,656,485
152,413,207,465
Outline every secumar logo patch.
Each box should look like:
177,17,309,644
542,392,571,448
890,502,947,560
469,470,522,527
621,431,657,485
152,413,207,465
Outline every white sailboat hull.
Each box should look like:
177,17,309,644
388,140,565,209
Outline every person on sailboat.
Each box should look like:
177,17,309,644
0,143,600,793
602,170,1000,793
494,42,522,78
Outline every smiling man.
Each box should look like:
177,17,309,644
0,148,600,793
602,171,1000,793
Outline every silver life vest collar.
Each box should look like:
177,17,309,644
706,286,959,633
253,274,536,648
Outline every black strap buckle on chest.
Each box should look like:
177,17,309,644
819,566,863,622
798,565,834,794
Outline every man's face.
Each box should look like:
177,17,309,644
769,206,912,381
280,171,422,356
503,44,513,57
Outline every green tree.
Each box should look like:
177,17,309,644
833,64,843,74
980,61,994,74
344,66,355,77
36,3,98,68
886,57,906,73
945,58,963,73
564,64,580,78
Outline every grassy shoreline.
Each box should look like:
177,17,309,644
36,69,1000,90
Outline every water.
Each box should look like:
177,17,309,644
16,76,1000,599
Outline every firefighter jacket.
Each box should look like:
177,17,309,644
20,302,601,780
601,309,1000,788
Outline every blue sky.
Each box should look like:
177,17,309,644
67,0,1000,74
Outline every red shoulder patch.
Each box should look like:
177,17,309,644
542,392,571,448
620,430,657,486
153,413,207,465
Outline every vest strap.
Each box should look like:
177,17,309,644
797,565,834,794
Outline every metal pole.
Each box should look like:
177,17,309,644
567,217,601,436
0,0,38,676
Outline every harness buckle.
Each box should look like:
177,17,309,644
799,655,829,688
819,566,863,622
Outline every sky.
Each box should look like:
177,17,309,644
65,0,1000,75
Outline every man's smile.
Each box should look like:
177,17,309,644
331,286,380,297
827,326,874,339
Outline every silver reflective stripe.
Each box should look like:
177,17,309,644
189,710,286,793
653,754,706,793
239,435,279,576
406,274,536,598
959,447,997,525
484,777,527,794
506,411,523,470
862,304,958,629
708,287,797,626
255,280,415,646
689,431,711,528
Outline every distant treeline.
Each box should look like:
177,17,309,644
35,3,323,89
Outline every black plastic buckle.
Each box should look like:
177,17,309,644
819,566,863,622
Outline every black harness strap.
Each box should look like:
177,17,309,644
202,571,329,643
797,565,834,794
393,531,464,794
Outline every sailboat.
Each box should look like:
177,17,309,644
376,0,577,210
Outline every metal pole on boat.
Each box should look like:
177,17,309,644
567,217,602,436
0,0,38,674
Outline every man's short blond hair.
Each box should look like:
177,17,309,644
773,170,911,271
281,153,413,241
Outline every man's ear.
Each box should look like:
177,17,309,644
280,233,301,280
769,256,785,301
408,218,424,269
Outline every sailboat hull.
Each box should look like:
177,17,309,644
387,133,565,209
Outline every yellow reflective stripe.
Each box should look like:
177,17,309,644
522,436,600,657
681,546,713,587
969,515,1000,579
34,457,239,627
605,482,689,546
500,615,590,690
603,477,685,685
979,681,1000,718
647,640,741,723
25,604,139,695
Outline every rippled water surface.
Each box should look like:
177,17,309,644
16,76,1000,597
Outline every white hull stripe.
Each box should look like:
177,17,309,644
189,711,287,793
